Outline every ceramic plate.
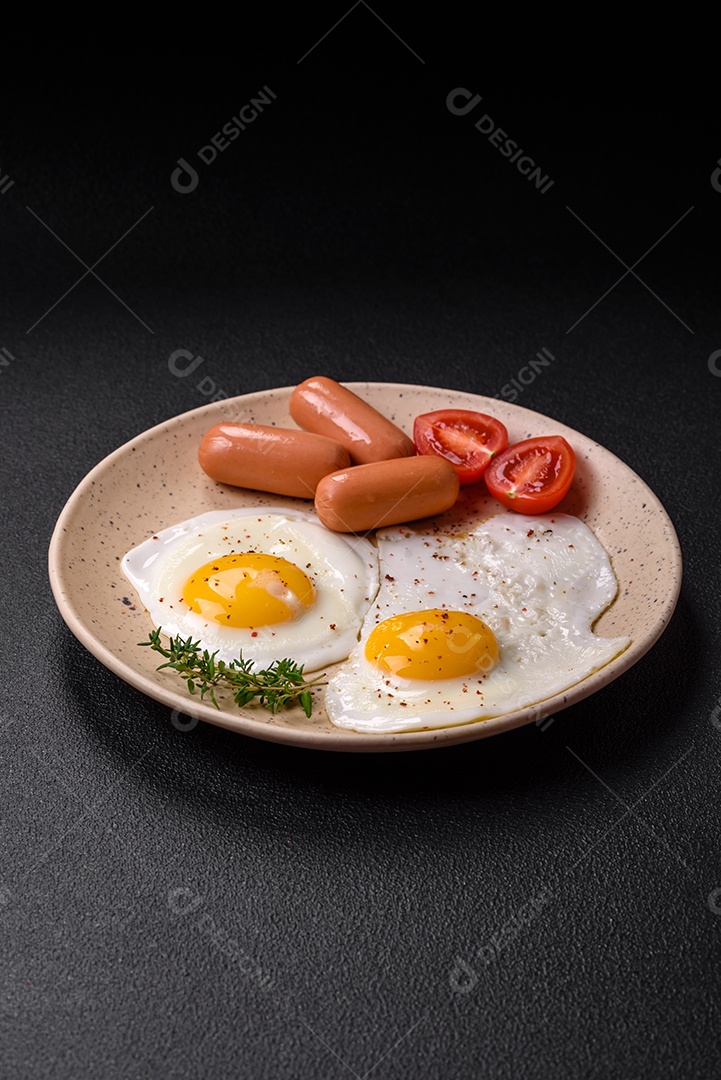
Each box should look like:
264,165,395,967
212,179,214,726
48,383,682,752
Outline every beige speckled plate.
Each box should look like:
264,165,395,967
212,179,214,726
48,383,682,752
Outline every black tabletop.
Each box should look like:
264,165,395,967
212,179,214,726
2,34,720,1080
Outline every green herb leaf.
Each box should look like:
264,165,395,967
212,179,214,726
139,629,326,718
299,690,313,718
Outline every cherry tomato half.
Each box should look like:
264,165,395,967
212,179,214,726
484,435,576,513
413,410,509,486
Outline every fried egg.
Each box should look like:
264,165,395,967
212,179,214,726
324,512,631,733
122,508,378,672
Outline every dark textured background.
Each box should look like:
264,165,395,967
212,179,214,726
2,25,720,1080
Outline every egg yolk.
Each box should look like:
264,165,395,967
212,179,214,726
365,609,499,681
182,553,315,627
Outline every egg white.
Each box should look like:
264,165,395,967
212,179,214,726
122,508,379,671
324,512,631,733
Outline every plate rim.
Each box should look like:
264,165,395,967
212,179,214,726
48,382,683,752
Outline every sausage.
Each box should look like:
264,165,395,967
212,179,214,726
198,423,351,498
315,456,460,533
289,376,415,465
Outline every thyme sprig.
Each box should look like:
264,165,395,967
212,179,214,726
139,628,326,717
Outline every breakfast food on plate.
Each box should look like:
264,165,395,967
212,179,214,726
198,423,350,498
314,456,460,533
289,375,415,465
413,409,509,485
485,436,576,514
324,511,631,733
198,380,576,521
129,377,627,734
122,508,378,670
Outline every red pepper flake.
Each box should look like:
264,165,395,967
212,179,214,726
385,574,395,582
330,623,336,630
251,631,258,637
